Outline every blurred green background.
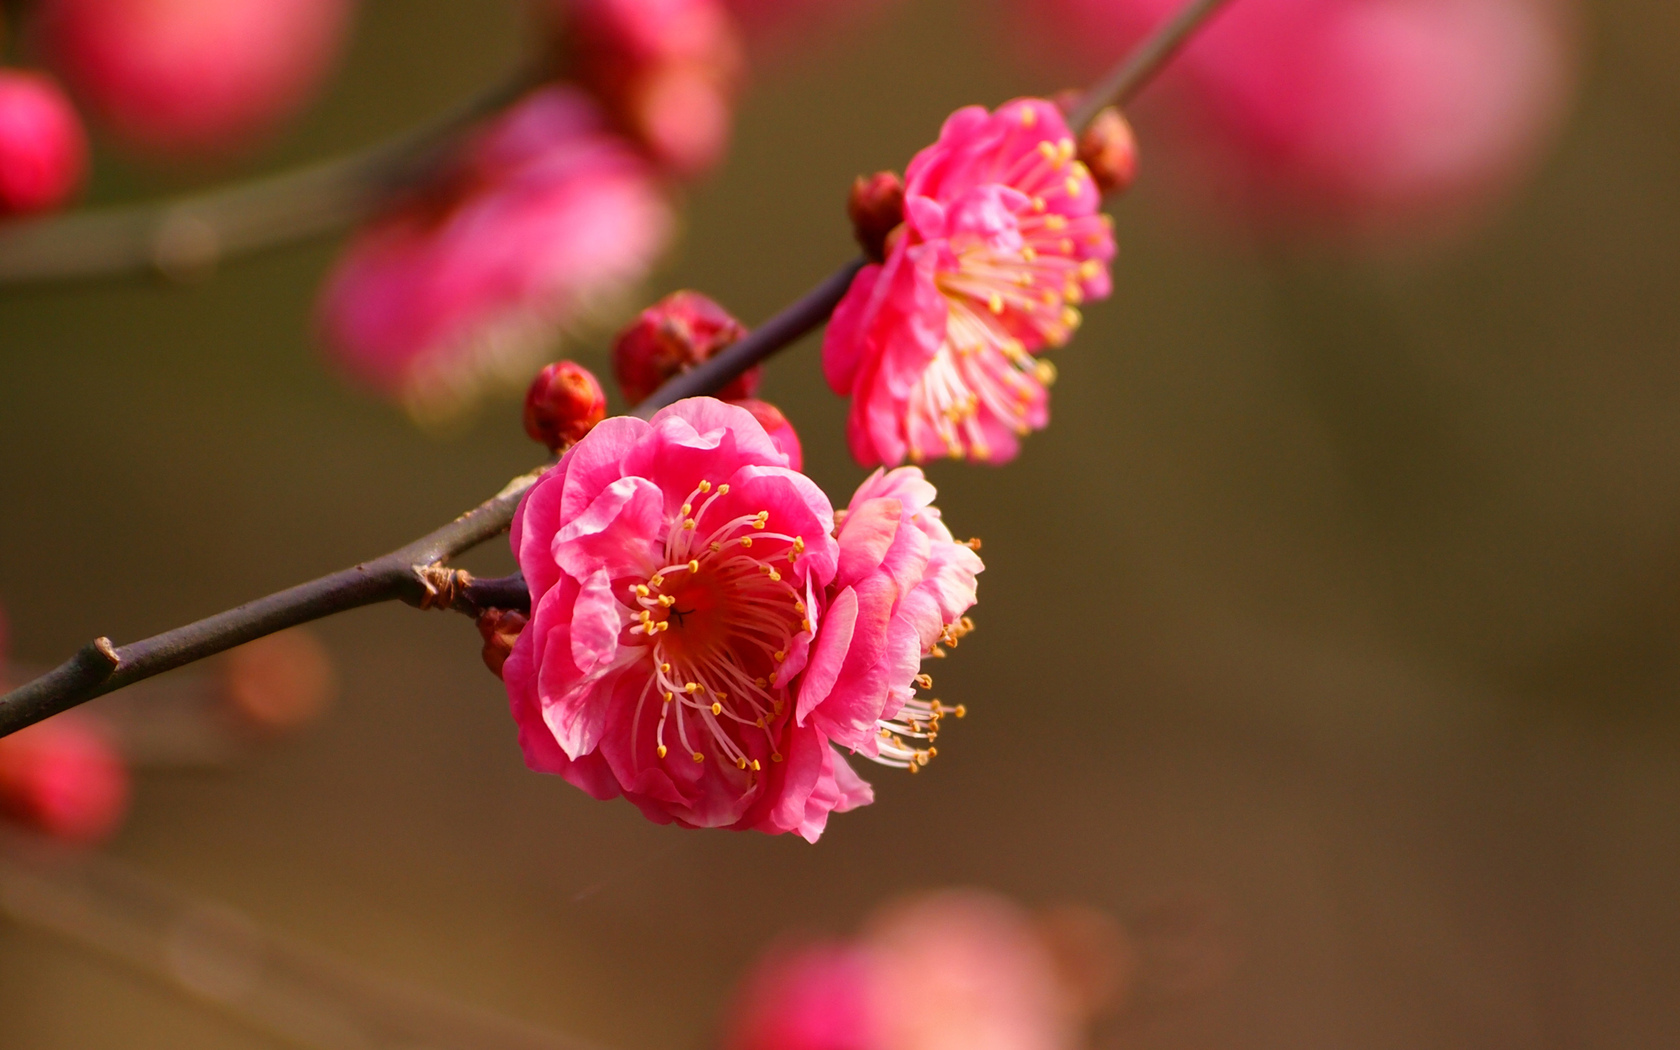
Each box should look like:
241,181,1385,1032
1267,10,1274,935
5,0,1680,1046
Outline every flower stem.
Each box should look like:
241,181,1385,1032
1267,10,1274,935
0,0,1232,738
0,63,547,285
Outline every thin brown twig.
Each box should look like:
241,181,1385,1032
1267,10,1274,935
0,0,1234,739
0,63,547,284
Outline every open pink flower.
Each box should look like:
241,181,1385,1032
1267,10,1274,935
317,86,672,420
35,0,353,157
504,399,980,839
823,98,1115,467
1011,0,1575,240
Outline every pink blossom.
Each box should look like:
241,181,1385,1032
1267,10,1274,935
504,399,980,839
823,98,1115,467
723,890,1079,1050
0,70,85,215
1012,0,1575,239
0,713,131,845
732,399,803,472
316,86,673,420
35,0,354,157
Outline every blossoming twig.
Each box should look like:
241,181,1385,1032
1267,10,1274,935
0,0,1234,740
0,62,548,284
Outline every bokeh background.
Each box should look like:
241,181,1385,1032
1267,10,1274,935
5,0,1680,1046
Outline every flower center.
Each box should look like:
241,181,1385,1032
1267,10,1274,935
623,479,812,770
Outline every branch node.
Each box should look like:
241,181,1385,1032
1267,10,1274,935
415,566,473,611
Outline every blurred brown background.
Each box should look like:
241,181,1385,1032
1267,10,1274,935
5,0,1680,1046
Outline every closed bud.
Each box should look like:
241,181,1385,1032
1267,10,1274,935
848,170,904,262
524,361,608,452
612,290,756,405
478,608,529,678
1078,106,1139,195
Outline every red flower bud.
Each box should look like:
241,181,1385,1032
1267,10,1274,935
524,360,608,452
612,290,756,406
1078,106,1139,195
477,608,529,678
848,170,904,262
0,714,130,845
731,398,802,471
0,70,86,216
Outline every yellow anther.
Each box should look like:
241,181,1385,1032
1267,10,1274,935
692,752,705,763
774,650,787,663
1020,106,1036,127
793,537,805,553
711,702,723,715
717,692,727,700
755,717,766,728
908,762,921,775
954,704,968,718
1044,213,1068,231
681,503,692,516
740,536,753,547
736,757,748,770
1022,245,1038,261
1059,138,1076,163
658,594,675,607
1042,289,1058,305
1080,259,1101,279
636,584,650,597
683,519,696,530
1065,176,1082,197
915,674,933,689
988,291,1005,314
711,542,723,552
769,569,781,582
688,560,700,573
756,677,770,688
751,759,762,771
753,512,768,529
697,481,712,493
1065,283,1084,304
685,682,700,693
1035,360,1058,385
649,575,664,587
771,752,784,763
663,692,674,703
1032,196,1047,213
1037,140,1058,163
802,619,812,632
1062,307,1082,329
660,662,671,673
657,744,668,759
717,484,730,495
966,537,983,551
930,645,948,658
794,600,806,613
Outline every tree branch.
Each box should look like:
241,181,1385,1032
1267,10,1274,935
1066,0,1235,130
0,63,547,285
0,0,1233,737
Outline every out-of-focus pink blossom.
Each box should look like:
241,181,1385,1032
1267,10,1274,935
0,70,85,215
733,398,803,472
0,714,131,845
612,290,757,406
557,0,742,176
34,0,354,157
823,98,1115,467
504,399,980,839
724,890,1080,1050
316,86,673,420
1013,0,1575,239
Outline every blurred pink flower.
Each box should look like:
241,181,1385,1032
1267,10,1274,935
0,69,85,215
557,0,743,175
611,289,758,406
504,397,861,840
724,890,1079,1050
316,86,673,420
35,0,354,157
0,713,131,845
823,98,1115,466
1013,0,1575,239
